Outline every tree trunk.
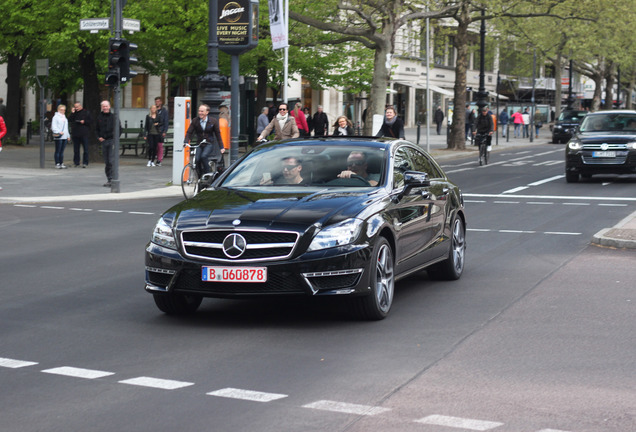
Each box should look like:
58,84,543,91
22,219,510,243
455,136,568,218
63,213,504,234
449,14,470,150
603,63,615,110
591,74,602,111
363,39,392,135
78,47,102,163
5,54,24,141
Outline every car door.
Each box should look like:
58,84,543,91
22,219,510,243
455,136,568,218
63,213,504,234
405,146,450,261
388,146,439,274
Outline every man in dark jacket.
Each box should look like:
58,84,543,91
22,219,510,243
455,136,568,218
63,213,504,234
473,105,494,148
184,104,225,176
155,97,170,166
95,100,120,187
69,102,92,168
434,106,444,135
313,105,329,136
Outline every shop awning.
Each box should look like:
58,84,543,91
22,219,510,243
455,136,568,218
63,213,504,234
393,80,455,97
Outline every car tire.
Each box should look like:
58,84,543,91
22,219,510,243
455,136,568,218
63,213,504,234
353,237,394,320
427,216,466,281
153,293,203,315
565,171,579,183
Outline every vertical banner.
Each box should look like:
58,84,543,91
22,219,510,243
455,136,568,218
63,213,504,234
172,97,192,185
268,0,288,50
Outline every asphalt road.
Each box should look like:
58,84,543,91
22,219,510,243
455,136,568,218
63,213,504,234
1,144,634,432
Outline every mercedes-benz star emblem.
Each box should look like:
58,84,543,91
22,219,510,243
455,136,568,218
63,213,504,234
222,233,247,258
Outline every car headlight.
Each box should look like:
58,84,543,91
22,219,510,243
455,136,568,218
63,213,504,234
553,125,562,131
308,218,364,251
568,139,581,150
151,217,177,249
627,141,636,150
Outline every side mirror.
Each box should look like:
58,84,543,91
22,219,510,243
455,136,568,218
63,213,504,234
395,171,430,201
200,172,218,189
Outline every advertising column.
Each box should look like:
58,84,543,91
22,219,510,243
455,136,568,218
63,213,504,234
172,97,192,185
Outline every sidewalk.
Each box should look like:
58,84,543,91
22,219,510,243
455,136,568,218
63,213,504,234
1,130,634,249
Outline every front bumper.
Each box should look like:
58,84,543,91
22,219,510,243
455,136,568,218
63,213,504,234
145,242,374,298
566,151,636,175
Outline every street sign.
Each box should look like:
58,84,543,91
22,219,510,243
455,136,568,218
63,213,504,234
123,18,140,32
80,18,110,32
36,59,49,77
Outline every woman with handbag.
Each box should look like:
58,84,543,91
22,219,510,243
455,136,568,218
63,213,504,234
143,105,163,167
51,104,70,169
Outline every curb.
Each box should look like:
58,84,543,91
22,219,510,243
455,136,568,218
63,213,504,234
591,211,636,250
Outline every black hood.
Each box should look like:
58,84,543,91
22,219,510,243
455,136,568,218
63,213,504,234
577,132,636,144
169,188,375,231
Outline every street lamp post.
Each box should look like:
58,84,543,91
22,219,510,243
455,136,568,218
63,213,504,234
476,9,488,111
199,0,225,119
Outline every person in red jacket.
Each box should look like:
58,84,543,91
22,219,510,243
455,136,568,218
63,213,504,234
290,102,309,136
0,114,6,191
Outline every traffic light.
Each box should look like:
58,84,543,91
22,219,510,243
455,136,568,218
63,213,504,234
119,39,138,83
106,38,123,86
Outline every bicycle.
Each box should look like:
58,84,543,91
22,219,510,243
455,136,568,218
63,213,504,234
181,140,218,199
475,133,489,166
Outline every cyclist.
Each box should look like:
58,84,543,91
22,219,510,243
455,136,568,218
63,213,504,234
183,104,225,176
473,105,494,164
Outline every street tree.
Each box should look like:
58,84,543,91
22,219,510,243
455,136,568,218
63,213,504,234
289,0,460,135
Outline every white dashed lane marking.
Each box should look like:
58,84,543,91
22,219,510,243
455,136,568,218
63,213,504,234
0,357,38,368
42,366,115,380
416,414,503,430
119,376,194,390
207,387,288,402
0,356,577,431
303,400,391,416
12,204,156,216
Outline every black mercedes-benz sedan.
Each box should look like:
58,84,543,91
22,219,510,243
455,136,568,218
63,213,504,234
565,110,636,182
145,137,466,320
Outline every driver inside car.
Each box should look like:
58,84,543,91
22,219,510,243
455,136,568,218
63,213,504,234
337,150,379,186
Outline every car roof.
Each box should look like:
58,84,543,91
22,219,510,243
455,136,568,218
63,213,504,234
585,110,636,116
264,136,409,150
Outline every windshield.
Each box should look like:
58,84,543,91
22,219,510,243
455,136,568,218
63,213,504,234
579,113,636,133
221,144,386,188
558,111,587,122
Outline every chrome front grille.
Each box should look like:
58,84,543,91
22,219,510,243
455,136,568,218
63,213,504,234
180,229,299,262
581,145,629,165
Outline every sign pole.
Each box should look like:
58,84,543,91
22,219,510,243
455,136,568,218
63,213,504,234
35,59,49,169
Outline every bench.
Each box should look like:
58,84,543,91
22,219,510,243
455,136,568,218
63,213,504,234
120,121,145,156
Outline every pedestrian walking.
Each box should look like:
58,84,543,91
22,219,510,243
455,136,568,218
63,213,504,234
51,104,69,169
69,101,92,167
256,106,269,135
522,108,530,138
313,105,329,136
0,112,5,191
95,100,119,187
511,109,523,138
290,102,309,136
332,115,354,136
465,104,472,140
143,105,163,167
154,97,169,166
257,103,300,141
303,107,313,135
499,108,509,138
376,106,405,139
434,106,444,135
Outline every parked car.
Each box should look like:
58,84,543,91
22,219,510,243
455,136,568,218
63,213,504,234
145,137,466,320
565,110,636,183
551,109,588,143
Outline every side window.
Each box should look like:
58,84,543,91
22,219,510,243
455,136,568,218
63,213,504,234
408,147,444,179
392,147,412,189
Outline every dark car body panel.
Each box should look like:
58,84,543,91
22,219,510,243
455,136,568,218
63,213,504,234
551,110,587,143
145,138,465,302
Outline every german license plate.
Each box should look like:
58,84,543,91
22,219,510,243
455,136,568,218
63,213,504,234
202,266,267,283
593,151,615,158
